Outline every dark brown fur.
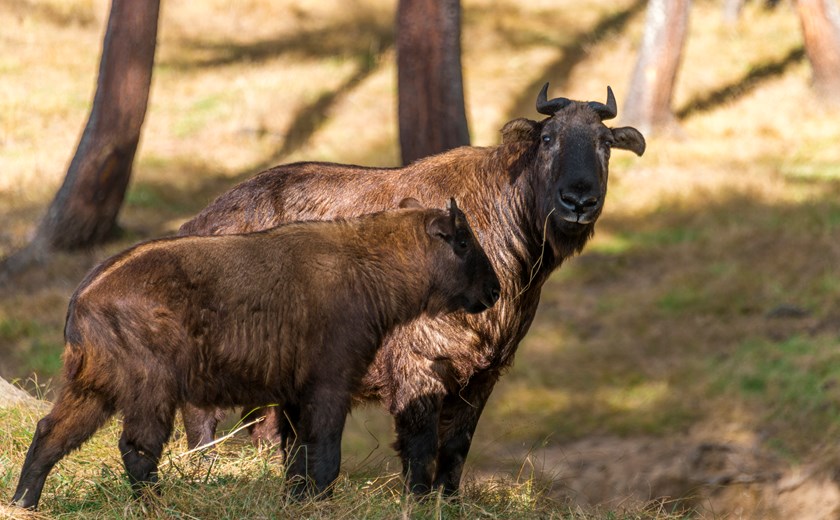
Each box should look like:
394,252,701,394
181,86,646,494
11,203,499,509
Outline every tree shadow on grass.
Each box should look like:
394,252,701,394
503,0,647,122
251,57,385,173
162,7,394,173
162,8,393,70
4,0,98,27
676,46,805,119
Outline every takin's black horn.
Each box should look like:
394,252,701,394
536,82,571,116
448,197,459,213
587,86,617,121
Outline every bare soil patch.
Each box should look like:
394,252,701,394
471,433,840,519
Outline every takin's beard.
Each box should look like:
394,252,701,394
546,209,597,262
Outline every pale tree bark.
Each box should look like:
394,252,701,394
3,0,159,276
796,0,840,102
396,0,469,165
622,0,691,134
723,0,744,25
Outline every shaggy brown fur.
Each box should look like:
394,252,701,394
180,85,646,494
11,201,499,509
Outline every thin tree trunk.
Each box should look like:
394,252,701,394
796,0,840,102
723,0,744,25
396,0,470,165
622,0,691,134
35,0,159,252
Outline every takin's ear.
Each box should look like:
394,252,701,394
610,127,646,156
426,210,455,242
399,197,424,210
500,118,541,144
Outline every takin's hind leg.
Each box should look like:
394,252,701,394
181,403,225,450
12,387,114,509
244,405,283,449
119,401,176,496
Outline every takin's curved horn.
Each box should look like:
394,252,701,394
447,197,459,213
587,86,617,121
536,82,572,116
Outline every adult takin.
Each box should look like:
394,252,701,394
11,199,500,509
180,83,646,495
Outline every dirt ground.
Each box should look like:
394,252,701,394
531,435,840,519
452,420,840,518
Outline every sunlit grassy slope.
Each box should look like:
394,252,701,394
2,0,840,517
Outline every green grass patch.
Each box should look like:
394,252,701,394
125,183,171,210
631,227,701,248
125,182,195,214
173,93,229,138
588,225,701,256
490,377,698,442
781,162,840,182
588,233,633,255
0,317,39,342
23,338,64,376
656,286,704,314
709,336,840,459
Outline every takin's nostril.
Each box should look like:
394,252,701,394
559,193,580,210
560,193,577,204
581,196,599,208
560,192,599,213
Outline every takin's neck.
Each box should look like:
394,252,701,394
340,217,436,336
477,141,595,299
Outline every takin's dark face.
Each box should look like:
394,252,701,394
506,85,646,246
540,92,645,239
419,198,501,315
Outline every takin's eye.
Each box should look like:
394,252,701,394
541,135,551,144
454,230,471,253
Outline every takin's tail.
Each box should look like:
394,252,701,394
62,301,87,382
61,342,85,382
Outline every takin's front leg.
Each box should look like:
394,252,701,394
119,404,177,496
432,370,499,495
286,388,350,498
393,392,444,495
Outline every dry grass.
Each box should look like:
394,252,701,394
0,399,682,519
2,0,840,517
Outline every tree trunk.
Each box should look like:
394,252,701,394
34,0,160,251
622,0,691,134
396,0,470,165
723,0,744,25
796,0,840,102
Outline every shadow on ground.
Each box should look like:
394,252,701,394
503,0,647,122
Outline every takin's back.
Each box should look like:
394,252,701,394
179,148,497,237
